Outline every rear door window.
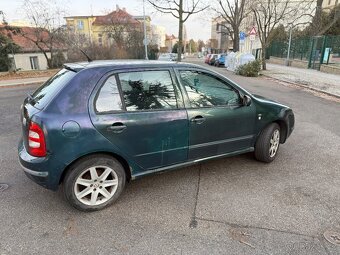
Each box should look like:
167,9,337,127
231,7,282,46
118,70,178,111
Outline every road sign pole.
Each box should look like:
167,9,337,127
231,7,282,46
143,0,148,60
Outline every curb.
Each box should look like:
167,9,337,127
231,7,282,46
0,80,46,89
262,74,340,100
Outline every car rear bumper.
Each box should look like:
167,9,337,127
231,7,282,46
18,140,59,191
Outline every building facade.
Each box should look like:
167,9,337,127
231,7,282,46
151,25,166,48
322,0,339,11
1,25,66,71
65,7,141,47
165,34,178,52
65,6,162,49
210,17,233,52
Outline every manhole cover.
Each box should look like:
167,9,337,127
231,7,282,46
0,184,9,192
324,230,340,246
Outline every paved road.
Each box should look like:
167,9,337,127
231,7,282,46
0,64,339,255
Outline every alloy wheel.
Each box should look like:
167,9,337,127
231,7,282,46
269,129,280,157
74,166,119,206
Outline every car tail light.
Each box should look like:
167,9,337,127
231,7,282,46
28,122,46,157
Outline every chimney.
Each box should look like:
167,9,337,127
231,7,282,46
122,7,126,12
116,4,120,11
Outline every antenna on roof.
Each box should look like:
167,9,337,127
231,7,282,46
79,49,92,62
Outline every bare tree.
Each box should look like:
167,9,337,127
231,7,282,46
147,0,209,61
213,0,251,52
251,0,314,70
311,0,323,35
314,1,340,35
17,0,67,68
99,10,143,58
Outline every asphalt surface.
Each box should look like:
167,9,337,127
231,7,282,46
0,61,339,254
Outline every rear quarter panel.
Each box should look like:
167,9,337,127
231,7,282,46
41,67,142,187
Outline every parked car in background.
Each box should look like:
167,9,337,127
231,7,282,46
208,54,218,65
214,54,226,67
158,53,173,61
204,54,212,64
18,60,294,211
171,53,180,61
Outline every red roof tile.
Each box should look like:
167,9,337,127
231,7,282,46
92,9,140,26
0,25,64,53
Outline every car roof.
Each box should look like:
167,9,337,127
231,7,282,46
64,60,200,72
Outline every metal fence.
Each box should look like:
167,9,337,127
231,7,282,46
268,35,340,70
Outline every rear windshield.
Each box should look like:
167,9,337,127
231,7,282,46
30,68,76,109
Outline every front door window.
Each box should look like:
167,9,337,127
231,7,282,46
179,70,241,108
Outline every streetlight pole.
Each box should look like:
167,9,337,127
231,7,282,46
285,25,293,66
143,0,148,60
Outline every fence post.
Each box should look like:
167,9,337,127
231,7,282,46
319,36,327,69
308,37,315,69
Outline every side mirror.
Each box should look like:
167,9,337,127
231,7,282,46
243,95,252,106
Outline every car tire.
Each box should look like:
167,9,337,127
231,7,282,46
63,154,126,211
254,123,280,163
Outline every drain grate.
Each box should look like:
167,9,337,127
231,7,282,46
0,184,9,192
324,230,340,246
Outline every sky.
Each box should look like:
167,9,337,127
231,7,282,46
1,0,211,41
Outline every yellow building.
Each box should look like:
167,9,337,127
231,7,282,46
64,7,142,47
64,16,97,43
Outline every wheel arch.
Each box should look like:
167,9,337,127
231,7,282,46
274,119,288,144
59,151,132,186
255,119,288,145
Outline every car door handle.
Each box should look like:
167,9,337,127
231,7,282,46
191,115,205,124
107,122,126,133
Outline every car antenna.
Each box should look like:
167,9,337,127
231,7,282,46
79,49,92,62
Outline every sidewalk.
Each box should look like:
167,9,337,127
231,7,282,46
262,64,340,98
0,77,49,88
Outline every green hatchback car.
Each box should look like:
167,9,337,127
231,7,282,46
19,60,294,211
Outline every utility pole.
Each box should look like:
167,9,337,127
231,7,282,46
143,0,149,60
285,26,293,66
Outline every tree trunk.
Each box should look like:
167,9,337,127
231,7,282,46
261,46,266,70
312,0,324,35
39,47,52,69
177,0,183,62
233,26,240,52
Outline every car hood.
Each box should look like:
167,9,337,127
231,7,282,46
252,94,289,108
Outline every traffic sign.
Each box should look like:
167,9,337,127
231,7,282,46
239,32,246,41
143,38,149,45
250,34,256,41
249,26,256,35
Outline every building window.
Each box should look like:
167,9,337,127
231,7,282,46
98,34,103,46
30,56,39,70
77,20,84,30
